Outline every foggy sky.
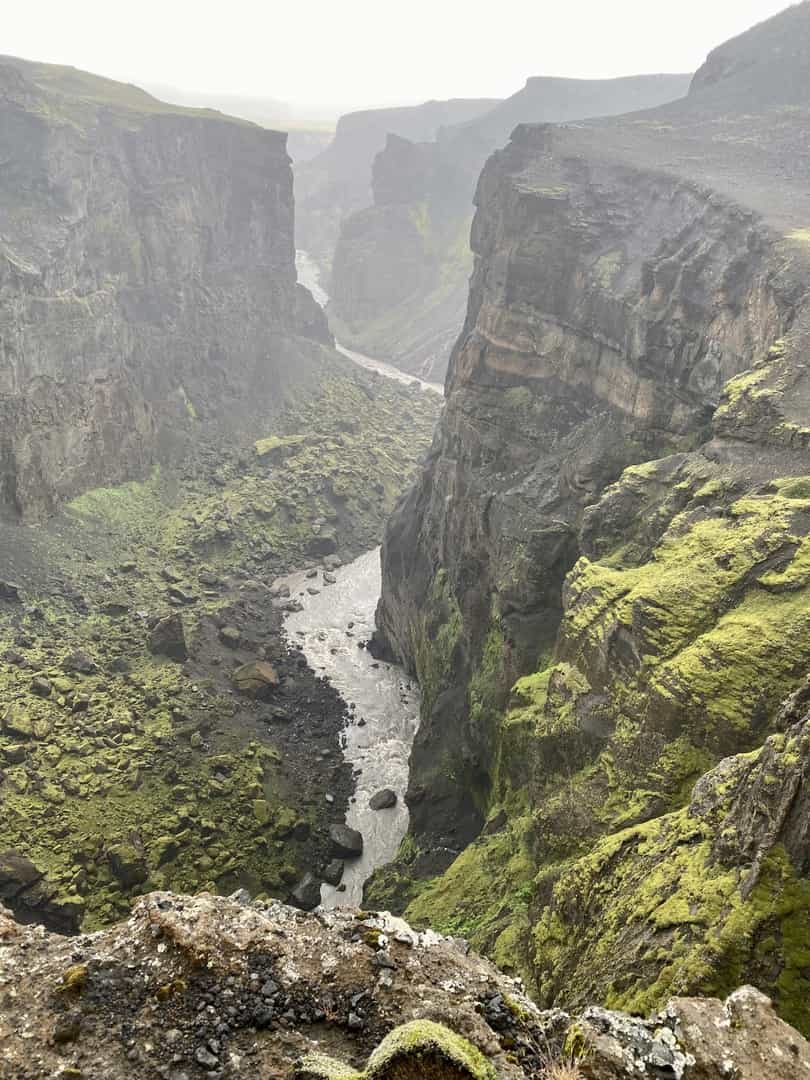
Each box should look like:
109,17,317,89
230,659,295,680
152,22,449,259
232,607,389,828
4,0,797,113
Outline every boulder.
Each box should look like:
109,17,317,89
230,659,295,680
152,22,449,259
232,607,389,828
323,859,344,886
369,789,397,811
62,649,97,675
148,613,188,662
107,844,148,889
0,850,43,900
219,626,242,648
289,873,322,911
0,581,21,602
2,708,35,739
232,661,280,699
328,824,363,858
307,528,338,557
30,677,52,699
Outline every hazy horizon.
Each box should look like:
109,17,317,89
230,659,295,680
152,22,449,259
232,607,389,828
3,0,800,120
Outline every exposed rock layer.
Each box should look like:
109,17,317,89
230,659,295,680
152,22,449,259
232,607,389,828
371,0,810,1031
0,56,329,521
328,74,692,380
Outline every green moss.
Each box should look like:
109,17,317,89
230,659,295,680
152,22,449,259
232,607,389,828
414,571,463,719
405,814,534,972
298,1022,495,1080
367,1021,496,1080
297,1054,362,1080
0,359,440,930
254,434,309,458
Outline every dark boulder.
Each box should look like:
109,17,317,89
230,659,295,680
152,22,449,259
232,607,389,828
369,789,397,811
328,824,363,858
323,859,345,886
0,581,21,602
148,613,188,662
289,873,322,911
62,649,97,675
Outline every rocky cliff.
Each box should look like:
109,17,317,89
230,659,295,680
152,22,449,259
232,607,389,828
370,0,810,1032
3,890,809,1079
294,98,499,274
0,56,330,521
328,74,692,380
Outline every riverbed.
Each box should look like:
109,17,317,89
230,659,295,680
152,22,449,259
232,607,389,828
296,250,444,396
278,552,420,907
286,252,432,908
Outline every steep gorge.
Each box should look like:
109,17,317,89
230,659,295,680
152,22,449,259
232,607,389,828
328,73,692,380
371,0,810,1032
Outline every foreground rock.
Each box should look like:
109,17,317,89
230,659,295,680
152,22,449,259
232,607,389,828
1,892,808,1079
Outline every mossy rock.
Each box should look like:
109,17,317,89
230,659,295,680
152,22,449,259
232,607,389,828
296,1021,496,1080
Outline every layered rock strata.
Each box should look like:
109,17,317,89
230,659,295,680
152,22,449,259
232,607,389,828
371,0,810,1032
328,74,692,380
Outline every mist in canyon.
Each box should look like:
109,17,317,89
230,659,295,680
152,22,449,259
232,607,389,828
3,4,810,1079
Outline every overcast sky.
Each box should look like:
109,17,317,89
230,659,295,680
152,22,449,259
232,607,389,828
3,0,796,110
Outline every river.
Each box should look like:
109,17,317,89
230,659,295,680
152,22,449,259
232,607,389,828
282,252,436,908
296,250,444,396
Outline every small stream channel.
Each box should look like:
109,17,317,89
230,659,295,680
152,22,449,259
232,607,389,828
282,252,440,907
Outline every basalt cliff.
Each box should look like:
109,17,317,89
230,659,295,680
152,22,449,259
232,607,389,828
371,0,810,1035
327,73,692,381
0,56,332,522
294,98,498,277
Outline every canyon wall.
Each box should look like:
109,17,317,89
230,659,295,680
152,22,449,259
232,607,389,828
370,1,810,1032
294,97,499,274
0,57,330,521
328,73,692,380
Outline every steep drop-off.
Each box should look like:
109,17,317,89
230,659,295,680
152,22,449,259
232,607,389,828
0,56,329,521
371,0,810,1031
328,73,692,380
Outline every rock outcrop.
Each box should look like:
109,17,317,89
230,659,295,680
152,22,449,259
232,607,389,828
2,890,809,1079
0,56,331,521
328,73,692,380
371,0,810,1033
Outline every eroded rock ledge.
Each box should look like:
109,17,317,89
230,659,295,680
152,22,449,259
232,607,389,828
1,891,808,1079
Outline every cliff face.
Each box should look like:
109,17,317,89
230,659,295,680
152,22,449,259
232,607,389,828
294,97,499,273
0,57,330,521
371,1,810,1030
328,74,692,380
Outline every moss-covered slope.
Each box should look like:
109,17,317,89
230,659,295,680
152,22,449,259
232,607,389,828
0,356,440,930
377,327,810,1032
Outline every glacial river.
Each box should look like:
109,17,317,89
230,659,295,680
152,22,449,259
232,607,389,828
281,253,439,907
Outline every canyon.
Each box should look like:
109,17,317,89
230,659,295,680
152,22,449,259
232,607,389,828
326,73,692,381
4,4,810,1078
